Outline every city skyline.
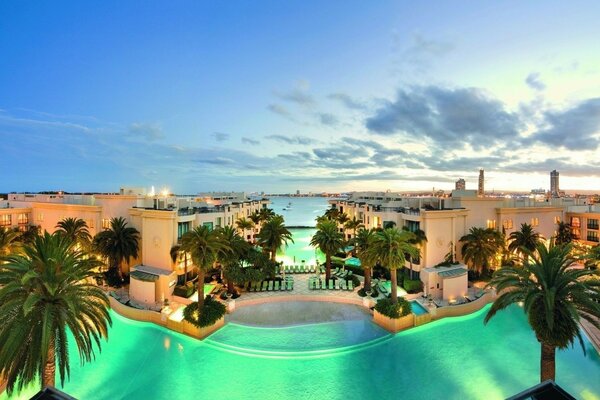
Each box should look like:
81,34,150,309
2,1,600,193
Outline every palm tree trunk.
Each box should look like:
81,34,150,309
227,276,235,294
325,254,331,281
390,269,398,304
42,342,56,388
197,269,205,309
271,248,277,262
364,267,371,290
540,342,556,382
409,260,414,280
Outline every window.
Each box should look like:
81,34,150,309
587,218,599,230
573,229,581,239
37,213,44,222
178,222,191,239
0,214,11,227
502,219,513,230
487,220,496,229
571,217,581,228
587,231,599,243
18,213,29,225
87,219,95,229
215,217,222,228
554,216,561,224
101,219,110,230
531,217,539,227
203,222,213,231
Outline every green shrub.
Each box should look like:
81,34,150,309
374,297,412,319
344,264,364,276
349,275,360,287
403,278,423,294
357,288,367,297
173,282,195,298
183,296,227,327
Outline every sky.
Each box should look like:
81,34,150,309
1,1,599,194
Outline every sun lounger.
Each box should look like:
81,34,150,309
347,281,354,291
347,271,353,277
378,282,388,294
334,280,340,290
332,267,340,275
267,281,273,291
275,281,280,291
308,265,315,273
262,281,268,291
328,279,334,290
312,279,319,290
338,270,348,279
321,279,327,290
340,280,347,290
288,280,294,290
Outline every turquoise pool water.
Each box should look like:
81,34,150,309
410,301,429,316
6,304,599,400
276,228,325,266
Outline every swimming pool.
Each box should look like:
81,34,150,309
410,300,429,316
4,304,598,400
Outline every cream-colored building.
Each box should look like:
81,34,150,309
1,189,270,304
566,205,600,246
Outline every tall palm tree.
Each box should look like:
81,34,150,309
249,211,262,226
92,217,140,278
403,228,428,279
181,225,229,309
460,227,504,276
257,215,293,262
235,217,254,239
0,227,21,256
310,220,344,281
337,213,350,234
217,226,251,294
508,223,545,263
344,217,365,240
555,222,575,245
0,232,111,394
170,244,191,285
485,242,600,382
323,207,340,221
16,225,41,246
55,217,92,250
258,208,275,223
368,228,419,304
355,228,377,290
585,245,600,270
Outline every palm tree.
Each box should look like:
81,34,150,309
403,227,428,279
235,217,254,239
258,208,275,223
344,217,364,240
93,217,140,278
323,207,340,221
0,227,21,256
16,225,41,245
310,220,344,282
257,215,293,262
555,222,575,245
355,228,377,290
508,223,545,264
460,227,504,276
170,244,191,285
485,242,600,382
368,228,419,304
585,245,600,270
0,232,111,394
55,217,92,250
249,211,262,226
181,225,229,309
218,226,251,294
337,213,350,235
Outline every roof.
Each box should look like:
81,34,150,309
507,380,575,400
438,268,468,279
30,386,77,400
130,270,159,282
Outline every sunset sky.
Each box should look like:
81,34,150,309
1,1,599,193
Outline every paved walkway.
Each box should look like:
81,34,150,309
580,317,600,353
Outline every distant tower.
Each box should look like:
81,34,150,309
455,178,466,191
550,170,560,198
478,169,484,197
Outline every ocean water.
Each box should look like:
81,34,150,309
267,196,330,227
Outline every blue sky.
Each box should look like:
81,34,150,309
1,1,599,193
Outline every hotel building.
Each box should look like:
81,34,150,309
1,188,269,304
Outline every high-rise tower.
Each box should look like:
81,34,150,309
550,170,560,197
455,178,466,191
478,169,484,197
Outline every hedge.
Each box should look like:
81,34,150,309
403,278,423,294
173,282,195,298
374,297,412,319
183,296,226,327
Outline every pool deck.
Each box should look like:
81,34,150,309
580,317,600,353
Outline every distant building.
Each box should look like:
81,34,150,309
551,170,560,198
478,169,484,197
455,178,466,191
296,189,300,195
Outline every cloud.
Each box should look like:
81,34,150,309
212,132,230,142
128,123,164,141
525,73,546,91
265,134,315,145
405,33,455,58
523,98,600,150
318,113,338,126
267,103,295,121
241,137,260,145
275,88,315,107
327,93,367,110
365,85,522,150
